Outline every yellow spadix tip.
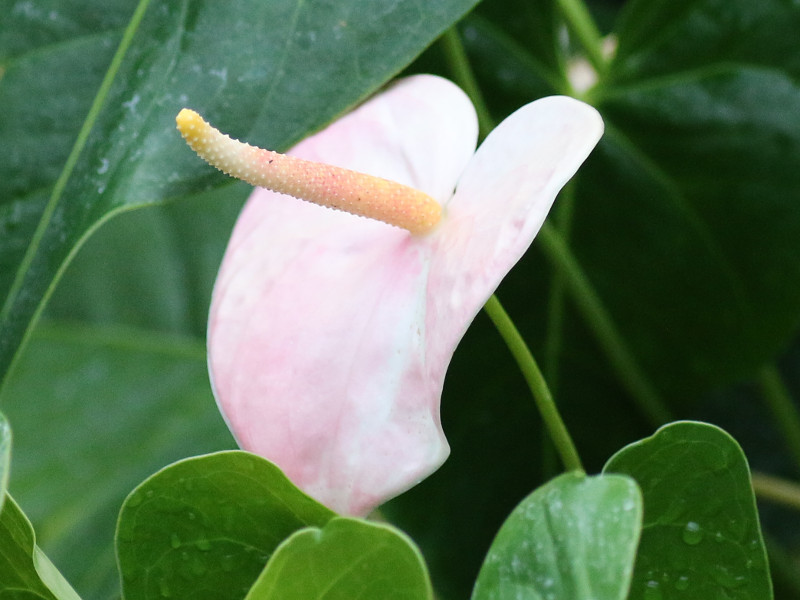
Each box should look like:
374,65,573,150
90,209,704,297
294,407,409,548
176,108,441,235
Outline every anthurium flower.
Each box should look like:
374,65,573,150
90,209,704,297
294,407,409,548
177,74,603,516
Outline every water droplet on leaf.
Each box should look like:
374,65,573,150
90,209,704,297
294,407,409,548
682,521,703,545
643,580,662,600
675,575,690,590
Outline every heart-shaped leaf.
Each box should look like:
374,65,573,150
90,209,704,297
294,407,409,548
116,451,335,600
246,518,433,600
604,421,772,600
1,322,235,599
472,472,642,600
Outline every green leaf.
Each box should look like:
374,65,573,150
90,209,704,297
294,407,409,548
463,0,800,407
44,186,245,336
0,496,82,600
582,63,800,400
0,0,480,387
0,0,133,59
246,518,433,600
572,0,800,400
604,421,772,600
116,451,335,600
472,472,642,600
612,0,800,83
0,412,8,507
461,0,567,106
0,418,81,600
1,322,235,600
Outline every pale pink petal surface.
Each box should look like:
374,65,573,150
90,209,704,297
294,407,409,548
209,75,477,515
428,96,605,368
208,75,603,515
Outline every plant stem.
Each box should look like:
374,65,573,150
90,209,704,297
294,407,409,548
536,222,673,426
758,366,800,474
751,471,800,512
555,0,607,74
440,27,493,139
484,295,584,473
440,20,667,433
543,183,577,391
541,189,573,478
441,24,582,472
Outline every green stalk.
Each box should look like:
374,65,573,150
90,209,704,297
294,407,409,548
555,0,607,74
536,223,673,426
484,295,584,472
540,191,577,480
758,366,800,474
441,25,582,471
543,183,577,390
751,471,800,512
439,27,493,139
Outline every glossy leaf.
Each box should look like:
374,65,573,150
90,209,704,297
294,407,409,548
1,323,235,600
247,518,432,600
612,0,800,83
604,421,772,600
0,0,480,387
0,412,8,506
44,186,245,336
578,0,800,398
472,472,642,600
116,451,335,600
584,64,800,399
0,496,81,600
0,416,80,600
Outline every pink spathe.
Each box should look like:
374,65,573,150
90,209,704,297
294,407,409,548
208,74,603,515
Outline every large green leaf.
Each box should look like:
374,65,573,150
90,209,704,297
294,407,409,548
581,0,800,398
604,421,772,600
116,451,335,600
44,185,245,336
0,0,480,388
246,518,433,600
582,64,800,399
0,323,235,600
611,0,800,83
471,472,642,600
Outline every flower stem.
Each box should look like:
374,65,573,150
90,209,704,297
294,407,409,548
536,222,673,426
555,0,607,74
439,26,493,139
484,295,584,473
442,17,669,427
758,366,800,474
751,471,800,512
543,182,577,391
441,24,582,473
